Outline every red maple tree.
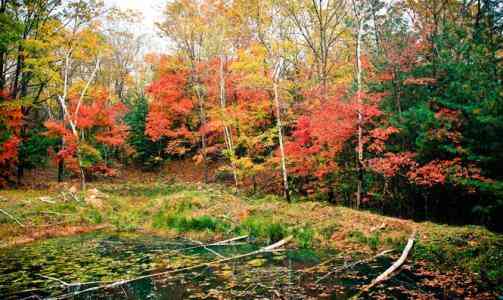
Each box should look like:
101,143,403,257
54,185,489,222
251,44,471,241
0,91,22,186
44,88,128,178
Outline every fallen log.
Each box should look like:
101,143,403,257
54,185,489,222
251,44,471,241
351,230,417,299
53,235,293,300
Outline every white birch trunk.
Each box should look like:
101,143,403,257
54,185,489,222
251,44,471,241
219,54,238,189
356,15,364,209
57,52,101,190
272,60,290,202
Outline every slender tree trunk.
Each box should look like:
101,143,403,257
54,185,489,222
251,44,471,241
273,80,290,203
0,0,5,90
15,66,33,186
392,70,402,118
0,51,4,91
195,85,208,184
58,94,86,190
16,114,26,186
57,100,65,182
356,19,364,209
57,51,89,190
58,157,64,182
219,55,238,189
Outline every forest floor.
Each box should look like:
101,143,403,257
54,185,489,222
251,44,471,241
1,175,502,298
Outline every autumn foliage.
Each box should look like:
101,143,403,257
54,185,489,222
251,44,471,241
44,89,128,177
0,0,500,230
0,91,22,186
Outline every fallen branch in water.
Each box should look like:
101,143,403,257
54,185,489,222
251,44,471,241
187,238,227,258
315,249,394,283
184,235,249,249
53,235,293,300
0,208,25,227
351,230,417,299
166,235,249,258
302,253,344,273
40,274,115,289
39,275,71,286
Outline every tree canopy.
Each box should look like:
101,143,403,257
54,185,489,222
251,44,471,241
0,0,501,230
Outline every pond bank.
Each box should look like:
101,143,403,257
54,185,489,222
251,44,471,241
0,182,502,298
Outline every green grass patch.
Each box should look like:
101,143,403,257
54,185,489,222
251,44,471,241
152,211,229,233
237,216,287,243
348,230,382,250
293,227,315,248
84,208,103,224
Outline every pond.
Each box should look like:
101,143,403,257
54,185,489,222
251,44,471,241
0,231,438,299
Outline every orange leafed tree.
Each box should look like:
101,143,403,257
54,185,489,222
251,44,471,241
145,57,196,156
44,88,129,178
0,91,22,186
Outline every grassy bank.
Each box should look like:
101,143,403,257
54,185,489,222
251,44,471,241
0,181,502,291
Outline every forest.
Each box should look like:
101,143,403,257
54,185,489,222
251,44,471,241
0,0,502,299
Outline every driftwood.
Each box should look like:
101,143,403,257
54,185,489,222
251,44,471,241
351,230,417,299
53,235,293,300
0,208,25,227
